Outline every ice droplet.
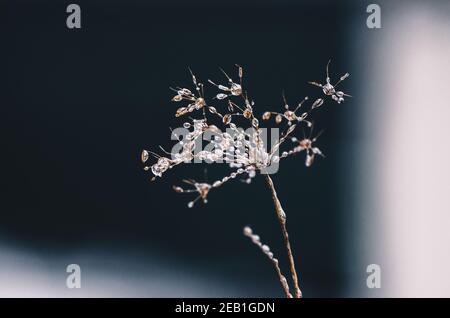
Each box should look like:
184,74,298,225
243,226,253,236
172,95,182,102
187,201,194,208
275,114,283,124
287,124,296,135
141,150,149,163
216,93,227,100
175,107,187,117
173,186,183,193
262,112,271,120
178,88,192,95
311,98,324,109
340,73,349,81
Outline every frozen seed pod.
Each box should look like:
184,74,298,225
284,111,296,121
195,97,206,108
223,114,232,125
230,83,242,96
243,108,252,119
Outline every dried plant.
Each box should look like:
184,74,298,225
141,61,350,297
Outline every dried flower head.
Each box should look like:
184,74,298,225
142,64,347,206
141,62,350,297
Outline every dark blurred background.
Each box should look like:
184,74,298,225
0,0,360,297
2,0,448,297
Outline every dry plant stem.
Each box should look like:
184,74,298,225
243,226,293,298
273,263,293,298
265,174,302,298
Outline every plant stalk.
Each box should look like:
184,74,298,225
265,174,302,298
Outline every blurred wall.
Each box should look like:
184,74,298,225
350,0,450,297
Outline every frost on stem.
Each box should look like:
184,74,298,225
243,226,293,298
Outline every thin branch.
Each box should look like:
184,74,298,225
243,226,293,298
265,174,302,298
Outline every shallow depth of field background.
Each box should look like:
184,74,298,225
1,0,449,297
